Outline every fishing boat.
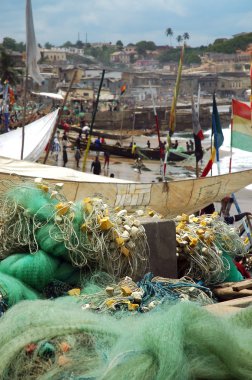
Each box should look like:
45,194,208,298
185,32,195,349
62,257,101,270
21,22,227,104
0,109,59,161
0,156,251,218
67,135,194,162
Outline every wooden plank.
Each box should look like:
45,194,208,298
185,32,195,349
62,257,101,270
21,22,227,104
215,295,252,308
213,287,252,301
232,279,252,291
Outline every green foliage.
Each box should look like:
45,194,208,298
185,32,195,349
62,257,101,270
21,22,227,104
158,46,204,65
116,40,124,50
136,40,156,55
2,37,16,51
2,37,25,53
61,40,74,48
84,45,116,64
0,48,22,84
207,32,252,53
44,42,54,49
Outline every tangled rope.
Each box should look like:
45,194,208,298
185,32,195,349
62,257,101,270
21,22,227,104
175,213,247,285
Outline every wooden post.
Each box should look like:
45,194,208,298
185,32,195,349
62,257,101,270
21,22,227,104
43,69,77,164
21,66,29,159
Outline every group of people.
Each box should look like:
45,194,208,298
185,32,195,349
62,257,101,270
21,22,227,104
200,197,252,279
186,140,194,152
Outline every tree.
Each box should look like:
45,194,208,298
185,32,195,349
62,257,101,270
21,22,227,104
176,35,183,45
44,42,53,49
165,28,173,46
76,40,84,49
116,40,124,50
183,32,190,40
183,32,190,44
136,41,156,55
61,41,74,48
0,48,22,84
2,37,17,51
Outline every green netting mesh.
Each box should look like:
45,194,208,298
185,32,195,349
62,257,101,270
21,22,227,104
0,251,81,291
1,300,252,379
54,261,81,285
35,223,69,259
0,251,60,291
6,185,59,221
0,273,40,306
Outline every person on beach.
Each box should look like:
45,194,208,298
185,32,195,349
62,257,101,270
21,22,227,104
104,151,110,169
62,145,68,167
189,140,194,151
147,140,151,149
62,132,68,148
200,203,252,225
91,156,101,175
75,133,82,150
51,136,61,162
135,157,143,174
132,142,137,156
74,148,81,168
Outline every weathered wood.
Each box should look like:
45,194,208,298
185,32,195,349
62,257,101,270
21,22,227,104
232,279,252,291
213,287,252,301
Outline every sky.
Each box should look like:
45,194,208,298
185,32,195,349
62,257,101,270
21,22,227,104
1,0,252,48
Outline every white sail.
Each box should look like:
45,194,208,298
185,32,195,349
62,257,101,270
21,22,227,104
26,0,43,85
0,109,59,161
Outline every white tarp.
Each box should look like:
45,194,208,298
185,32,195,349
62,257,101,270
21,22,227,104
31,92,64,100
0,109,59,161
0,157,131,183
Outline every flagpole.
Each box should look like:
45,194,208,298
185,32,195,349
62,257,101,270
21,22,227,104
164,43,185,177
43,70,77,164
149,80,163,175
229,101,234,173
21,59,29,160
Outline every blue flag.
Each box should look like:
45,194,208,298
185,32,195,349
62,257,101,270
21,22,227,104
212,94,224,150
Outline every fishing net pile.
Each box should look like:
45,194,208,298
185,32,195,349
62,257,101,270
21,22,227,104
175,212,247,285
1,299,252,379
79,272,213,315
0,179,148,308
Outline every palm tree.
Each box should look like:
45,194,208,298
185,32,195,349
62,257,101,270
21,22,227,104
165,28,173,46
0,48,21,84
183,32,190,45
176,35,183,46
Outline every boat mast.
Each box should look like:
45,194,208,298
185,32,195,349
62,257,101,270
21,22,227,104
82,69,105,171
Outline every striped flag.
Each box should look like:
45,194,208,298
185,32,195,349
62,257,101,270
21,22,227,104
168,44,184,133
231,98,252,152
26,0,43,85
201,147,216,177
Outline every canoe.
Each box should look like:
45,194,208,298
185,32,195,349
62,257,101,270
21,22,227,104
68,138,194,162
0,157,251,218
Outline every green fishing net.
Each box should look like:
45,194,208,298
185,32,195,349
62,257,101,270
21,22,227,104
0,180,149,279
35,223,69,259
0,250,80,292
0,273,40,306
1,300,252,379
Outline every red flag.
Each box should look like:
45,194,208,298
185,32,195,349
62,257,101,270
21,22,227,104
120,84,126,95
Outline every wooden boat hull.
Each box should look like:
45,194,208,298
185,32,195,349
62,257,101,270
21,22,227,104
0,158,251,218
69,140,193,162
